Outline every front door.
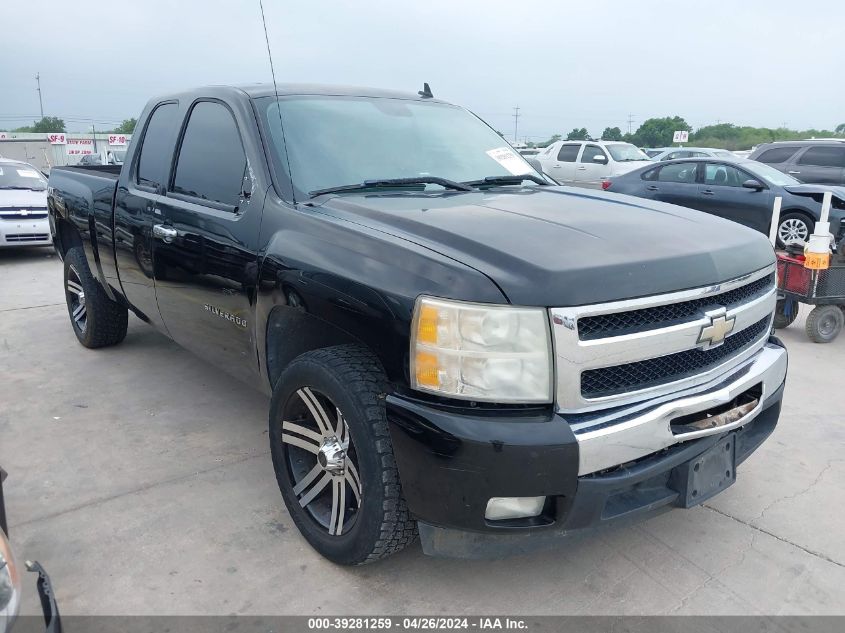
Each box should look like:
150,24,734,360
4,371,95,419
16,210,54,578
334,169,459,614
697,162,773,234
791,146,845,185
152,100,263,384
575,144,609,188
113,101,181,331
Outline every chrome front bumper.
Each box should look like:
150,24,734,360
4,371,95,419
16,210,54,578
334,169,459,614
569,341,787,475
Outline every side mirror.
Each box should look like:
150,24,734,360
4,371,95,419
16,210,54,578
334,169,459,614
742,179,764,190
592,154,607,162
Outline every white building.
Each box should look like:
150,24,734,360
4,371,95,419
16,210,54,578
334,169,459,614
0,131,132,173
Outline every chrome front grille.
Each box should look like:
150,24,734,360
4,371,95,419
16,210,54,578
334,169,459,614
0,208,49,220
550,264,776,413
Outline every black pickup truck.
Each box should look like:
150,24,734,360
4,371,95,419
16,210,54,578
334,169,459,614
48,84,787,564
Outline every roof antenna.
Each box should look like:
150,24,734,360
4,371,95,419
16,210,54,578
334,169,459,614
258,0,296,201
418,83,434,99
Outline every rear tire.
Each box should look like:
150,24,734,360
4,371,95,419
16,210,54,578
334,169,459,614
63,247,128,348
805,305,843,343
268,345,417,565
773,299,798,329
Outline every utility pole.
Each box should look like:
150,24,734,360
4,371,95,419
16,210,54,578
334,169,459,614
35,73,44,118
91,122,98,154
513,106,520,143
627,113,635,135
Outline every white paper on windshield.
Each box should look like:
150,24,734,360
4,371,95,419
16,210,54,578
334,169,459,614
486,147,533,176
16,169,41,178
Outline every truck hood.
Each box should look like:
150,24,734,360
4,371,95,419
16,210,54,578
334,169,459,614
0,188,48,208
316,187,775,306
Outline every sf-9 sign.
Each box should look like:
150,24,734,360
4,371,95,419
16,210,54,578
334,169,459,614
47,133,67,144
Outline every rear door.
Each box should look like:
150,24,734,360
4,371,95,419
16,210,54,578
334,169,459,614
152,99,263,383
791,146,845,185
697,162,773,233
544,143,580,183
646,161,702,208
575,144,609,188
113,101,181,331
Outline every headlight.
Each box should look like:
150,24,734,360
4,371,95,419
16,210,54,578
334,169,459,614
0,530,21,620
410,296,553,403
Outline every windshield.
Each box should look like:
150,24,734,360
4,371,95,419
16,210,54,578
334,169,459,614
606,143,650,162
747,162,800,186
260,96,540,197
0,162,47,190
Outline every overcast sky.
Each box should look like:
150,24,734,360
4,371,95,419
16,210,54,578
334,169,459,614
1,0,842,138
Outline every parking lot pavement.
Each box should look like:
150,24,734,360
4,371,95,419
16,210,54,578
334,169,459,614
2,247,844,616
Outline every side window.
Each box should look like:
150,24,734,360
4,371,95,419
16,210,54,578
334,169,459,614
171,101,247,208
136,102,179,189
703,163,746,187
756,146,799,164
657,163,698,183
641,168,659,181
556,144,580,162
664,151,690,160
797,146,845,168
580,144,608,163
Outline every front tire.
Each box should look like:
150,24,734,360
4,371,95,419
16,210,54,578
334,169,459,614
805,305,843,343
777,213,812,248
269,345,417,565
63,247,128,348
773,299,798,329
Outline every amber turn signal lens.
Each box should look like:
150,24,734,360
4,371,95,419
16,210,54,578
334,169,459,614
414,351,440,387
417,304,439,344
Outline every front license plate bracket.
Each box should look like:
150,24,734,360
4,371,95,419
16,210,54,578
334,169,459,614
670,433,737,508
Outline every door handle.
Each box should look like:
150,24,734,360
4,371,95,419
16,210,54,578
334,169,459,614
152,224,178,243
577,166,587,171
646,185,659,191
788,170,801,174
701,189,715,196
552,164,562,169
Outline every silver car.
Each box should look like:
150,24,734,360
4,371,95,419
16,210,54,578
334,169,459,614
0,159,52,248
650,147,737,161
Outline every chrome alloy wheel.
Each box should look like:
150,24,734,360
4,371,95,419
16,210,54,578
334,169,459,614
281,387,362,536
778,217,809,245
66,265,87,332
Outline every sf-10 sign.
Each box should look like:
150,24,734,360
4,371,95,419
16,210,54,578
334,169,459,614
672,130,689,143
108,134,128,146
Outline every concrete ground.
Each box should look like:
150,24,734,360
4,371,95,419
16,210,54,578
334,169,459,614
1,246,844,616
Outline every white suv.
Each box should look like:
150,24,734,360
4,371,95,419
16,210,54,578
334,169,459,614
535,140,652,189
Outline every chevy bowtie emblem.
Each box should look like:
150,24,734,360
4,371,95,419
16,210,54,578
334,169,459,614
20,209,29,216
698,307,735,349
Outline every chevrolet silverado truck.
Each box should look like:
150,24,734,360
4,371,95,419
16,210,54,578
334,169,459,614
47,84,787,564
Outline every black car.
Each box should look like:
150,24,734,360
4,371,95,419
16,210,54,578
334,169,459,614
749,140,845,186
604,157,845,247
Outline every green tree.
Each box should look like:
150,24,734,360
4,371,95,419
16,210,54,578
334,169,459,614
836,123,845,135
601,126,623,141
535,134,561,148
630,116,690,148
566,127,589,141
13,116,66,133
112,118,137,134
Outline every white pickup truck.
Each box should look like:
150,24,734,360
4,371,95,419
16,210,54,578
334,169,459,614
535,140,652,189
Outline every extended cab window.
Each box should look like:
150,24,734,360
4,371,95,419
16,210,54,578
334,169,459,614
556,144,580,162
136,102,179,189
657,163,698,183
797,146,845,168
172,101,247,207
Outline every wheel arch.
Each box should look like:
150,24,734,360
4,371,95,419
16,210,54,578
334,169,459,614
53,216,83,258
265,306,365,392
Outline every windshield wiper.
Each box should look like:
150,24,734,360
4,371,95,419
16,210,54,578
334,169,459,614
0,186,42,190
310,177,472,198
463,174,550,188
